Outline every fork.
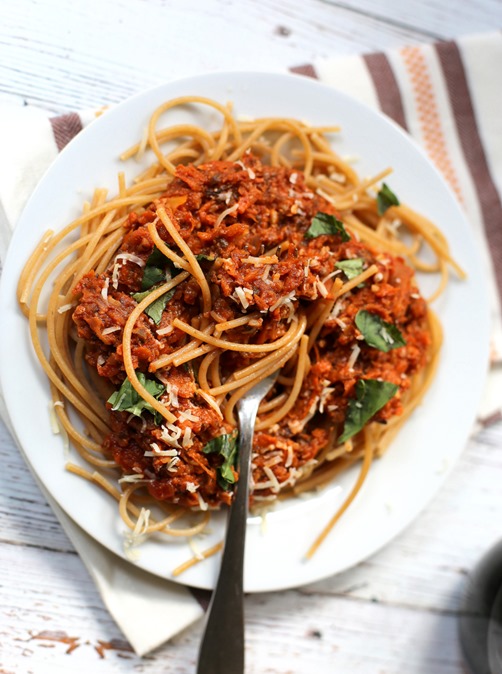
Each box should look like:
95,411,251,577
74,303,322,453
196,372,278,674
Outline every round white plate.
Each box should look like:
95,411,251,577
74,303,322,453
0,72,490,592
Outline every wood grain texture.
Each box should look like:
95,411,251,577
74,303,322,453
1,1,501,672
0,0,497,113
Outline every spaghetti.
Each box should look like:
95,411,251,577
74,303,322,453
18,96,462,563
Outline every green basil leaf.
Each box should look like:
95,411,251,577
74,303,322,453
108,371,165,418
141,246,182,291
355,310,406,352
141,264,165,291
202,431,239,488
132,286,176,325
196,253,215,263
305,212,350,242
335,258,365,280
339,379,399,443
377,183,400,215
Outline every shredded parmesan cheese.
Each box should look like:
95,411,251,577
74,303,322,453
196,492,208,511
215,202,239,227
160,423,182,448
101,277,110,301
347,344,361,370
118,473,146,484
231,286,253,310
316,279,329,298
114,252,145,267
182,427,193,448
157,325,174,336
102,325,120,335
196,389,223,419
57,303,74,314
178,409,199,423
263,466,281,492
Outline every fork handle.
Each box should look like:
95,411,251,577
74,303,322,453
196,401,257,674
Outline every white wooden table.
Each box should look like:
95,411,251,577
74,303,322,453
1,1,502,672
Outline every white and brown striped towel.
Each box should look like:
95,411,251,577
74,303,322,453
1,30,501,655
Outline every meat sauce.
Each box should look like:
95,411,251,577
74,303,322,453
72,155,430,509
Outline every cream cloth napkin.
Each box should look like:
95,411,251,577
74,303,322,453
0,104,206,657
1,29,502,656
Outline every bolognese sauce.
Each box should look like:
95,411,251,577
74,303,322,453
72,154,430,510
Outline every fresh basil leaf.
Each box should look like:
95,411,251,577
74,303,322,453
132,285,176,325
202,431,239,488
196,253,215,263
141,264,165,291
141,246,182,291
108,371,165,418
355,310,406,352
377,183,400,215
335,258,364,280
339,379,398,443
305,212,350,242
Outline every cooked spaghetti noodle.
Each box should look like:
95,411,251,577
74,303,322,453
18,96,462,563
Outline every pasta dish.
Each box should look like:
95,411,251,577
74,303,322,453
18,96,462,565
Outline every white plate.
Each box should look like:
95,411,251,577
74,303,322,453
0,72,490,592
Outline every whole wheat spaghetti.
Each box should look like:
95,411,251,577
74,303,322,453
18,96,462,564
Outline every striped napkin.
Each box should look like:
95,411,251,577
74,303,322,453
1,30,501,655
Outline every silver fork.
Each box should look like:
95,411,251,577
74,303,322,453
196,372,278,674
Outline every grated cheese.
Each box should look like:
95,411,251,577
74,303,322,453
269,290,296,312
186,481,198,493
165,382,179,408
319,382,335,413
263,465,281,493
261,264,272,281
347,344,361,370
123,507,150,560
217,189,233,204
57,303,74,314
196,492,209,511
160,423,182,448
329,299,345,320
264,455,283,468
235,160,255,180
196,389,223,419
111,261,121,289
380,327,394,345
118,473,146,484
329,171,346,184
144,444,178,458
188,537,204,560
101,277,110,301
178,409,199,423
215,202,239,227
316,280,329,298
167,456,180,473
285,445,294,468
157,325,173,336
102,325,120,335
114,252,145,267
322,269,342,284
232,286,253,310
182,427,194,448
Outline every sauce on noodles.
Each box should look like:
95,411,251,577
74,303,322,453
18,96,461,563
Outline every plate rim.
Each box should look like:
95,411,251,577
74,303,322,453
0,70,491,592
